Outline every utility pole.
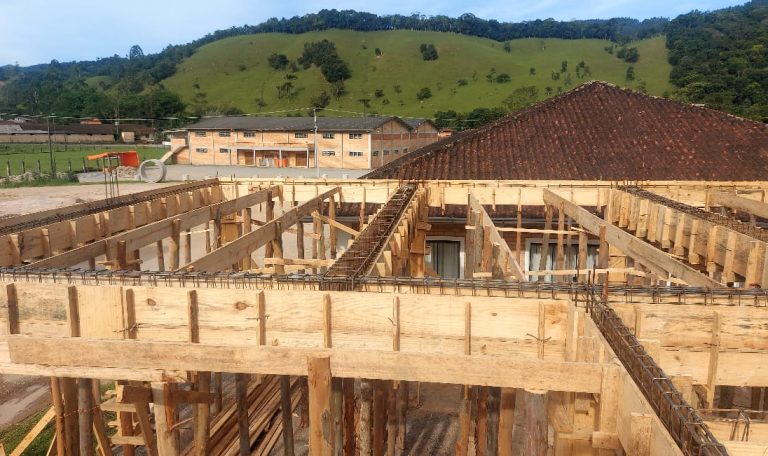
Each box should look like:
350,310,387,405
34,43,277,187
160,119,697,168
314,107,319,178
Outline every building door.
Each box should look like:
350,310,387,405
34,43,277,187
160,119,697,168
238,149,254,165
426,240,461,279
295,152,307,167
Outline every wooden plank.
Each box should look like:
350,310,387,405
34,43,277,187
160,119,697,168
152,382,180,456
8,336,604,392
9,407,55,456
312,211,359,237
280,375,296,456
709,190,768,220
236,374,250,455
467,193,525,280
308,356,333,456
544,190,723,288
182,188,339,273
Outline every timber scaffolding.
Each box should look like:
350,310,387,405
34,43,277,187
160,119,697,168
2,178,768,456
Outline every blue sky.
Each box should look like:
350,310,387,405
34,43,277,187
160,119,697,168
0,0,747,66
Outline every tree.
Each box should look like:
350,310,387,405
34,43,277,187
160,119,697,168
416,87,432,100
310,91,331,109
495,73,511,83
374,88,384,98
626,66,636,81
129,45,144,60
529,67,536,76
267,53,289,70
502,86,539,112
375,47,382,56
419,43,439,61
561,60,568,73
393,84,402,94
503,42,512,53
457,79,468,86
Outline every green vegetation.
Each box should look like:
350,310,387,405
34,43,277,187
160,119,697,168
667,0,768,121
0,144,165,176
0,409,55,454
163,30,673,117
419,43,439,60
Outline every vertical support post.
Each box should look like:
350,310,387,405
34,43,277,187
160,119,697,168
156,240,165,272
188,290,210,456
152,382,180,456
64,285,80,455
170,219,181,270
236,374,250,455
456,302,472,456
329,195,337,260
475,386,488,456
373,380,388,456
184,229,192,265
707,311,721,408
360,187,367,231
498,389,515,456
273,221,285,274
50,377,67,456
486,387,501,456
308,356,333,456
343,378,356,456
538,205,552,281
281,376,296,456
265,190,275,258
79,378,94,456
511,390,547,456
555,205,565,281
359,380,373,456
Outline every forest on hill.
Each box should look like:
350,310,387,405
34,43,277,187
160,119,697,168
0,3,766,131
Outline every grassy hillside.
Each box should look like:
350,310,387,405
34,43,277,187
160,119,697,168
163,30,674,117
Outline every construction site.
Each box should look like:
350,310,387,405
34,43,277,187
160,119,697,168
0,177,767,456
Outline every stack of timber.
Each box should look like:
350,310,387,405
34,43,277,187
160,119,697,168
193,375,300,456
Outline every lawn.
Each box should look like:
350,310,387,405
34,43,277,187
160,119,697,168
0,144,166,176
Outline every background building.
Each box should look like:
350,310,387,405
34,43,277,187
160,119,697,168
168,116,439,169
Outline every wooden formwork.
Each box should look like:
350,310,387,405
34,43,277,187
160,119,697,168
1,178,768,456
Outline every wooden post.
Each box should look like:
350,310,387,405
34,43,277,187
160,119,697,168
475,386,488,456
373,381,388,456
456,302,472,456
280,376,296,456
296,216,306,273
343,379,356,456
50,377,67,456
265,190,275,258
78,379,94,455
359,380,373,456
486,387,501,456
555,205,565,281
498,389,515,456
538,205,552,281
387,382,398,456
184,229,192,265
273,221,285,274
360,187,367,231
64,285,80,456
152,382,179,456
706,312,721,408
204,221,212,254
188,290,210,456
329,195,337,260
308,356,333,456
236,374,250,455
511,390,547,456
156,240,165,271
170,219,181,270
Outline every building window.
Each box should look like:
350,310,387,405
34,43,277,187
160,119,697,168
219,148,230,153
403,148,409,153
372,151,379,157
321,150,336,156
295,132,308,138
349,151,363,157
243,132,256,138
194,132,207,137
218,131,231,137
195,148,208,153
384,150,390,155
322,132,335,139
349,133,363,140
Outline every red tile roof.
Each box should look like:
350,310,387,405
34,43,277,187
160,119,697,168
364,81,768,181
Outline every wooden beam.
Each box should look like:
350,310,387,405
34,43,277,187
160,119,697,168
709,190,768,220
9,407,55,456
312,211,359,237
543,190,723,288
181,188,339,273
8,336,605,393
28,185,278,269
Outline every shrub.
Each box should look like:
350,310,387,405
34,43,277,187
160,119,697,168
416,87,432,100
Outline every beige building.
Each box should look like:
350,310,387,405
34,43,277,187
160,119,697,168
168,116,439,170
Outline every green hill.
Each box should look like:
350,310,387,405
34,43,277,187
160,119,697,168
162,30,673,117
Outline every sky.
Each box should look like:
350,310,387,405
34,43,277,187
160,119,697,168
0,0,748,66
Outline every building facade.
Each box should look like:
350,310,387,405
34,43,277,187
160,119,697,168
169,116,439,170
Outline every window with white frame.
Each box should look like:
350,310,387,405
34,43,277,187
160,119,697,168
348,151,363,157
243,132,256,138
526,239,599,283
321,150,336,156
295,132,308,138
322,132,335,139
349,133,363,140
218,131,231,137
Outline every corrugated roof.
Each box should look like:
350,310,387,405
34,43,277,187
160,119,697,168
182,116,407,132
364,81,768,181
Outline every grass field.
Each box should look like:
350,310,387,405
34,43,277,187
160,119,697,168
0,409,55,455
163,30,674,117
0,144,166,176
